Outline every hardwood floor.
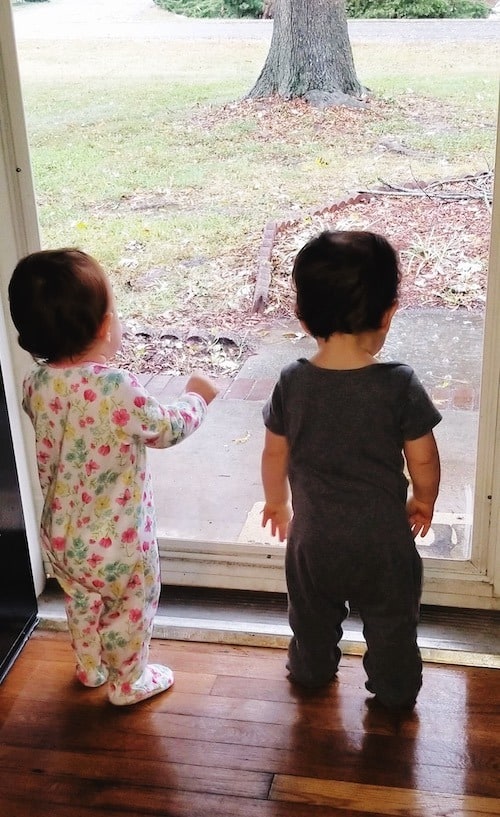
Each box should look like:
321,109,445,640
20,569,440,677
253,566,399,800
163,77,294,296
0,630,499,817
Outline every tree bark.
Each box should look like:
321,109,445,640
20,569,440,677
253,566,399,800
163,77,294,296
247,0,365,107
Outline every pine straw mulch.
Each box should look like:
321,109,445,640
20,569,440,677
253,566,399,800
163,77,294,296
267,172,492,319
114,171,493,378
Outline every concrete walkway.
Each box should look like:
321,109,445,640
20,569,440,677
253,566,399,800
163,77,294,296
142,308,481,561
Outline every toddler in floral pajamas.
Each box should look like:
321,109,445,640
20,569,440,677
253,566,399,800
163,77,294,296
9,248,218,705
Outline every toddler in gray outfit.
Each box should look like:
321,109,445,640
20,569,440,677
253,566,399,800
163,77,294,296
261,230,441,710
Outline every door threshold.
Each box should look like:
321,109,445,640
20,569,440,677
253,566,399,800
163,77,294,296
37,582,500,669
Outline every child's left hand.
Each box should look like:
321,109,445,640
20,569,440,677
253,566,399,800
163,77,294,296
406,496,434,538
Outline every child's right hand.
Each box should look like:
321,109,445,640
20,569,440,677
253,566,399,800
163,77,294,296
262,502,292,542
185,373,219,405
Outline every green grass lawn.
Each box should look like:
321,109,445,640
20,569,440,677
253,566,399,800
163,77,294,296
16,36,499,325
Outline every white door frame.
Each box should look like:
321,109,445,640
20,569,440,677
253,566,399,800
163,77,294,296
0,0,44,593
1,2,499,607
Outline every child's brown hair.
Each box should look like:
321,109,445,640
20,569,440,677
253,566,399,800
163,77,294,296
9,248,109,363
293,230,401,339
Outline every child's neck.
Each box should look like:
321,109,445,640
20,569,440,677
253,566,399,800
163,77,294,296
310,332,382,370
50,341,109,368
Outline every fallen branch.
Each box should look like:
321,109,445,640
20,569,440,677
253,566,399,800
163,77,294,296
356,188,492,204
360,171,493,205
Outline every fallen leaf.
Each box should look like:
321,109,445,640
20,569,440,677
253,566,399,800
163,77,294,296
233,431,251,444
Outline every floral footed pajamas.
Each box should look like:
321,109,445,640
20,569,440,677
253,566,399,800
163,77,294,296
23,363,207,704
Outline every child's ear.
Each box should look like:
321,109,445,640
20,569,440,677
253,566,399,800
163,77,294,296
295,306,312,337
97,312,113,342
299,319,312,337
381,301,398,331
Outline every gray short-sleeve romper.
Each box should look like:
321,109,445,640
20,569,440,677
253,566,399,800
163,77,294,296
263,359,442,707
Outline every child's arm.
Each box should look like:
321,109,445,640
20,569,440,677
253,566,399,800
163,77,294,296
403,431,441,538
261,428,292,542
111,370,218,450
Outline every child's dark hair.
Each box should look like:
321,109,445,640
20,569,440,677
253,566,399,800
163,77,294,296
292,230,401,339
8,248,109,364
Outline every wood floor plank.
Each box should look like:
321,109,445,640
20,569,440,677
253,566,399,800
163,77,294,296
0,665,217,701
270,775,500,816
0,716,489,798
3,690,497,798
1,631,499,817
0,746,271,799
0,789,368,817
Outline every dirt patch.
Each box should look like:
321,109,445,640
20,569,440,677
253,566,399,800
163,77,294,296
192,95,388,146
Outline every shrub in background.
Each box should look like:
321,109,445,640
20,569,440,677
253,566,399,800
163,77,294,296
153,0,263,17
154,0,490,18
345,0,489,17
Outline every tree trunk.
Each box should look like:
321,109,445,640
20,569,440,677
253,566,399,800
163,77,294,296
247,0,365,107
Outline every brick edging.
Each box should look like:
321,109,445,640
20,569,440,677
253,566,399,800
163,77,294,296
138,372,275,402
251,192,372,313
